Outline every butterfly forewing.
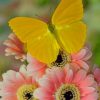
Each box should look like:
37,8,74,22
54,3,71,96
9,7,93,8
28,32,59,63
9,17,59,63
52,0,83,26
9,17,48,43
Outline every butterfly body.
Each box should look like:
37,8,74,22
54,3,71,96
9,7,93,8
9,0,86,64
48,23,56,35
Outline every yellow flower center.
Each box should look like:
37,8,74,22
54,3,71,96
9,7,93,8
50,51,71,68
17,84,37,100
55,84,80,100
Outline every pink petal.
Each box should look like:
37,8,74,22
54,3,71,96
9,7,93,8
81,92,98,100
65,69,73,83
38,76,55,92
34,88,53,99
79,75,95,87
73,70,87,84
54,68,65,83
75,60,89,71
80,87,96,96
93,68,100,84
72,48,87,60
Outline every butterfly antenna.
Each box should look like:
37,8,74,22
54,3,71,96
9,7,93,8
49,5,53,17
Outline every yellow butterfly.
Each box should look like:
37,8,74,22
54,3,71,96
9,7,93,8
9,0,86,64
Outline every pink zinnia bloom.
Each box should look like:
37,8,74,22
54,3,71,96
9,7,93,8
0,65,37,100
4,33,26,61
27,47,91,79
34,67,98,100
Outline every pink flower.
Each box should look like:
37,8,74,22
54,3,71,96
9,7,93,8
34,67,98,100
0,65,37,100
27,54,47,79
70,47,92,71
27,47,92,79
93,67,100,100
93,67,100,85
4,33,26,61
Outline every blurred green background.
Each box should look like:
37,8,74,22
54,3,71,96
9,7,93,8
0,0,100,78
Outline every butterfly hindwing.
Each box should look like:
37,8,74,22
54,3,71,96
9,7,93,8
56,21,86,53
28,32,59,63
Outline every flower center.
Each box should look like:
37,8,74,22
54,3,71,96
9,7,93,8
55,84,80,100
17,84,37,100
51,51,71,67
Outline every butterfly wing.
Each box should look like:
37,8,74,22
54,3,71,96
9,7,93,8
28,32,59,63
52,0,83,26
9,17,48,43
56,21,86,53
52,0,86,53
9,17,59,63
